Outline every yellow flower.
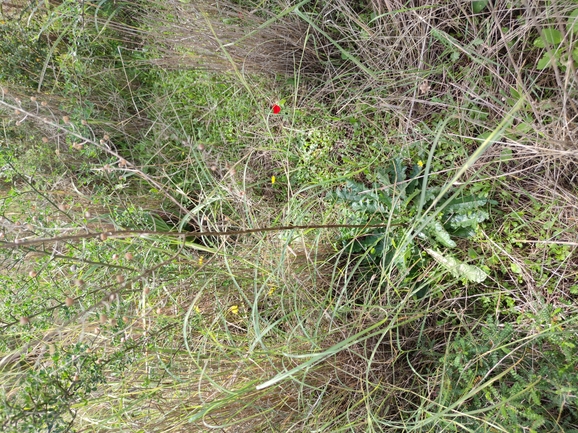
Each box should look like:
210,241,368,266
417,160,424,168
198,255,204,266
194,305,201,314
267,287,276,296
229,305,239,315
271,175,276,185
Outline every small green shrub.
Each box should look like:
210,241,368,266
0,343,106,433
437,317,578,432
0,20,48,87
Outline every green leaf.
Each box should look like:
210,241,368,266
534,28,562,47
428,221,457,248
510,262,522,274
426,249,488,283
499,148,513,162
472,0,489,14
447,209,489,229
514,121,533,134
444,195,488,213
509,88,521,99
390,157,406,183
537,52,553,70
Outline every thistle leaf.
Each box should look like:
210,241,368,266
426,249,488,283
428,221,457,248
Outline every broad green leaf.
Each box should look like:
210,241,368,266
444,195,487,213
510,262,522,274
451,227,476,238
447,210,489,229
426,249,488,283
472,0,489,14
537,52,553,70
428,221,457,248
533,28,562,48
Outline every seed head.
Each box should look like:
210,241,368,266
124,252,133,261
28,270,37,278
20,317,30,326
99,314,108,324
116,274,125,283
65,297,74,307
62,116,70,123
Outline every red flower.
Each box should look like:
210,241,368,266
272,104,281,114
